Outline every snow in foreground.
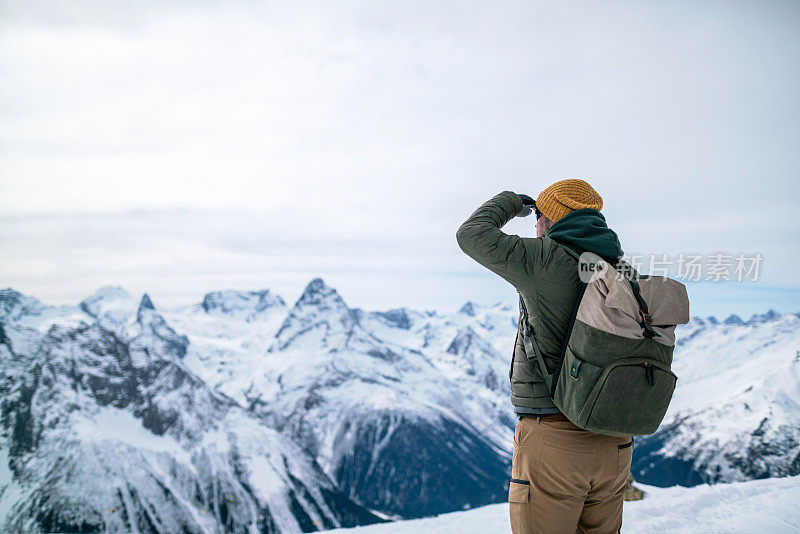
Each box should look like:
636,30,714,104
330,475,800,534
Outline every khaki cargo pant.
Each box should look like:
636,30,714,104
509,416,633,534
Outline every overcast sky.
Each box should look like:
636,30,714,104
1,0,798,318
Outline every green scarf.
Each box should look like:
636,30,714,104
545,208,624,260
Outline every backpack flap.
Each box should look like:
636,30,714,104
576,262,643,341
578,262,689,347
637,277,690,326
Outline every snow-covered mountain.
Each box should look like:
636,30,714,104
0,288,380,533
167,281,800,502
633,311,800,487
2,280,799,532
170,279,516,519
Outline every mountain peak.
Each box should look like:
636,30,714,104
80,285,133,318
201,289,285,317
307,277,326,291
271,278,357,352
446,326,478,355
139,293,156,312
297,278,339,305
135,293,156,323
459,302,477,316
131,293,188,360
371,308,413,330
0,288,44,321
747,309,780,325
724,314,744,325
290,278,352,313
134,293,163,332
0,287,24,301
92,285,131,301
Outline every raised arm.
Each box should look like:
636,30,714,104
456,190,538,289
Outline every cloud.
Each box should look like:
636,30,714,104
1,0,799,315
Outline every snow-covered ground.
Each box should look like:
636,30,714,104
329,476,800,534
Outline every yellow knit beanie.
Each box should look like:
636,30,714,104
536,179,603,223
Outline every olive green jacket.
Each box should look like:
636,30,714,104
456,191,623,414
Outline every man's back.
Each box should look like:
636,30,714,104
456,181,631,534
455,189,623,416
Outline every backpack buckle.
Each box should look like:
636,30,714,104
638,310,661,339
523,322,534,336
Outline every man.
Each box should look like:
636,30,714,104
455,179,632,534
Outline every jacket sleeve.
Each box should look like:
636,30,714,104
456,190,539,289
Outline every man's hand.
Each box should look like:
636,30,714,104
517,193,535,217
518,193,535,205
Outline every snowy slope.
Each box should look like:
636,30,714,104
161,289,287,397
633,312,800,486
192,279,517,519
0,288,380,533
326,475,800,534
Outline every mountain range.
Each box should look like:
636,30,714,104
1,280,798,532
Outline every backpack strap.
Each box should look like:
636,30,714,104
548,282,587,397
517,242,588,396
517,292,553,392
627,277,661,340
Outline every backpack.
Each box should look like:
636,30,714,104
519,253,690,437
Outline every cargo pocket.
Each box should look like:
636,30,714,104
508,478,530,503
